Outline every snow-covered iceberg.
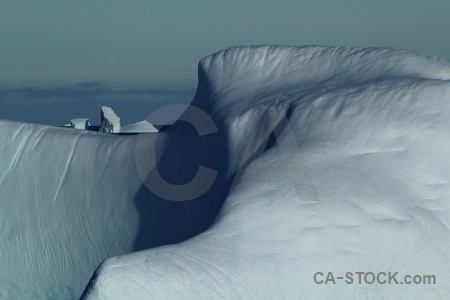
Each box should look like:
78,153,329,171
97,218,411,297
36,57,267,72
2,45,450,299
82,46,450,299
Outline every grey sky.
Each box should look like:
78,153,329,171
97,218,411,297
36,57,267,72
1,0,450,125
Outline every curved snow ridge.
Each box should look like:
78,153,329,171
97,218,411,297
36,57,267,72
83,46,450,299
192,46,450,177
194,45,450,112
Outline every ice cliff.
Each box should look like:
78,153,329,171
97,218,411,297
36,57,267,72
99,106,121,133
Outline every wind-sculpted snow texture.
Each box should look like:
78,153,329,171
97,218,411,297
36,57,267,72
0,96,226,298
83,46,450,299
0,122,153,299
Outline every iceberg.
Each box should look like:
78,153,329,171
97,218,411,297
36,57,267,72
1,46,450,299
70,118,90,130
99,106,121,133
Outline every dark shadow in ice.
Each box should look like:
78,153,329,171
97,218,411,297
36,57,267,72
131,102,297,251
132,114,230,251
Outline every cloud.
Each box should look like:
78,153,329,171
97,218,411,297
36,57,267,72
73,82,105,89
0,82,109,98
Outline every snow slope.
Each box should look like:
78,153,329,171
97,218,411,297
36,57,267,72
82,46,450,299
0,123,146,299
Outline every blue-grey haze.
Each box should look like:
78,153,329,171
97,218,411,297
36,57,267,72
1,0,449,125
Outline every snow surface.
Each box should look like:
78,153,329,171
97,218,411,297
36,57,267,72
2,45,450,299
82,46,450,299
0,122,156,299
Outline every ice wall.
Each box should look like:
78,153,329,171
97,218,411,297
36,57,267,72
0,122,157,299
